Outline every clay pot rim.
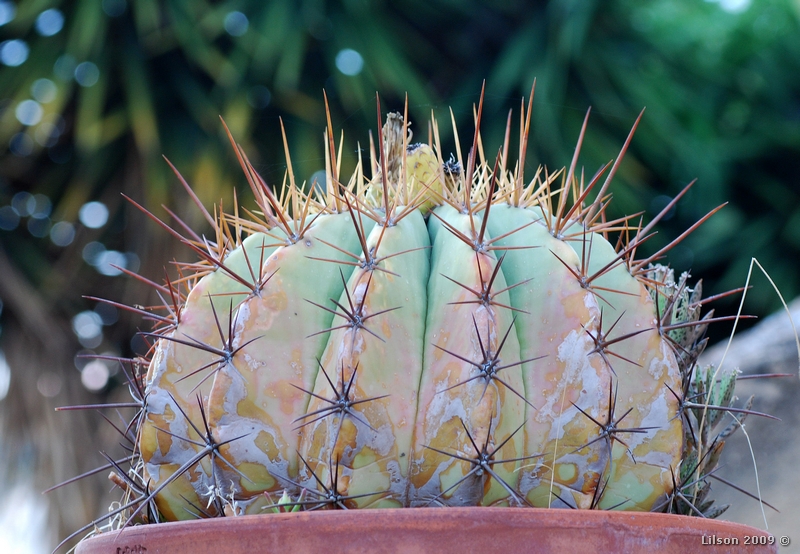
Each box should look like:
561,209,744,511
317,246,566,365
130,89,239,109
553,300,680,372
74,507,777,554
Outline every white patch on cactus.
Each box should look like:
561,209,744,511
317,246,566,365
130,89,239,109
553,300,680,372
644,337,671,380
145,338,170,387
209,360,292,494
626,388,673,459
232,303,251,343
542,327,601,431
427,391,468,431
517,458,546,495
218,361,247,417
335,329,366,363
369,421,397,457
143,380,173,416
385,459,405,492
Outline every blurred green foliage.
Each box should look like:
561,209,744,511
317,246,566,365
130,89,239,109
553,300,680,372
1,0,799,371
1,0,799,548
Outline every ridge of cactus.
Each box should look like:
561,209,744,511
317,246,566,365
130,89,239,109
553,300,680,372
52,87,781,551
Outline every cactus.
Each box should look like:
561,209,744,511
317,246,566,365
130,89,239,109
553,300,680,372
56,89,774,549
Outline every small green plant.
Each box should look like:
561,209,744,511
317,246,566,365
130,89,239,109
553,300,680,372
54,87,779,550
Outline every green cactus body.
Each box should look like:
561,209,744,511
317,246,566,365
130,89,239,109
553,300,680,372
125,102,736,523
299,209,429,509
408,204,524,507
204,212,372,513
485,204,614,509
139,231,276,519
572,233,682,510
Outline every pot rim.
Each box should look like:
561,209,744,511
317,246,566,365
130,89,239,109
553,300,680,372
74,507,778,554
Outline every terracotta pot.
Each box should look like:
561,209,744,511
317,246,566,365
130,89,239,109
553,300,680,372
75,507,778,553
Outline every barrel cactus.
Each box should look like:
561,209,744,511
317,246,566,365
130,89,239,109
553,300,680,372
61,89,764,545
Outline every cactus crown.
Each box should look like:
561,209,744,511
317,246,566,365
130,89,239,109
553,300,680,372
54,88,773,551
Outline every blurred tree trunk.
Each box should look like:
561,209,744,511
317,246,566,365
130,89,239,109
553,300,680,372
0,244,104,552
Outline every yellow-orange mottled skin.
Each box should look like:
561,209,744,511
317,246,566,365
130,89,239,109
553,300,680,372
408,206,525,507
204,213,370,511
299,210,429,508
486,204,614,509
574,233,682,510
